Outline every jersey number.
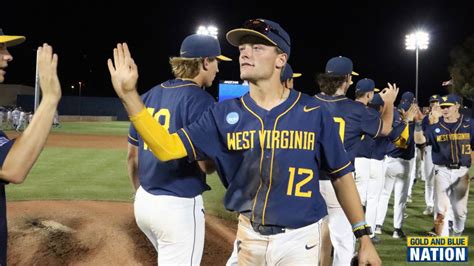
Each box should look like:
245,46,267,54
144,107,171,150
287,167,313,198
462,144,471,155
333,117,346,143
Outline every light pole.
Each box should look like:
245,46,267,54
405,31,429,101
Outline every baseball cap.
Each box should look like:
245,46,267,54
355,78,375,93
226,19,291,58
281,63,302,82
400,91,415,103
179,34,231,61
325,56,359,76
0,28,25,47
429,94,440,103
370,93,384,107
398,101,411,112
440,94,458,107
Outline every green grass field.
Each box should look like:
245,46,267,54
5,121,474,264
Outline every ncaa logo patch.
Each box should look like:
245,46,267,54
226,112,239,125
435,128,441,133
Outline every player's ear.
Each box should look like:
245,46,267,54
275,53,287,69
202,57,210,71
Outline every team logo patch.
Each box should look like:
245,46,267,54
0,137,9,147
435,128,441,133
226,112,239,125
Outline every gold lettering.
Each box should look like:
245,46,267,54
295,131,303,149
281,130,289,149
227,133,236,150
289,130,294,149
272,130,280,149
308,132,315,150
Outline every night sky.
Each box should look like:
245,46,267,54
2,1,474,106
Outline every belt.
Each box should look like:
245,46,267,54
251,222,287,236
445,163,461,169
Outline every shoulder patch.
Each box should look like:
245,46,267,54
226,112,239,125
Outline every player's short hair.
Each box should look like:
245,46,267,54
169,57,217,79
355,90,369,99
316,73,348,95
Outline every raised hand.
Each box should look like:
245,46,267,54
405,103,419,122
379,83,399,105
107,43,139,99
37,43,61,103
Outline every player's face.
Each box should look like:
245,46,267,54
441,105,456,118
238,43,285,82
0,43,13,83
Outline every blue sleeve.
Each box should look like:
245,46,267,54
177,107,220,162
128,123,139,146
424,124,435,146
388,121,408,142
361,108,383,138
0,133,14,173
421,116,430,131
318,108,354,179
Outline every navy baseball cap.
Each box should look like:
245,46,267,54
400,91,415,103
281,63,302,82
398,101,411,112
0,28,25,47
440,94,458,107
429,94,440,103
325,56,359,76
355,78,375,93
180,34,231,61
226,18,291,58
370,93,384,107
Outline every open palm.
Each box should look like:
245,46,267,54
107,43,139,98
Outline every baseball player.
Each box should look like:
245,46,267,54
0,31,62,264
109,18,381,265
421,94,440,215
416,94,471,236
357,93,410,242
226,65,302,265
314,72,397,265
375,100,419,239
281,63,301,90
127,33,230,265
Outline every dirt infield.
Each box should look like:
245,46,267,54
7,201,236,265
6,132,237,265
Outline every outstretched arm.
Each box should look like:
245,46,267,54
332,174,381,266
0,44,61,184
379,83,399,135
107,43,186,161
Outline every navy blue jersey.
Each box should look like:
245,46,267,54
313,94,383,161
0,131,14,265
176,89,353,229
356,135,374,159
386,109,415,160
425,115,474,167
356,106,383,159
128,79,215,197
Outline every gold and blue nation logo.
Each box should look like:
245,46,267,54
407,237,468,262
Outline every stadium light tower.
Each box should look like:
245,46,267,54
405,31,429,101
197,25,218,38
